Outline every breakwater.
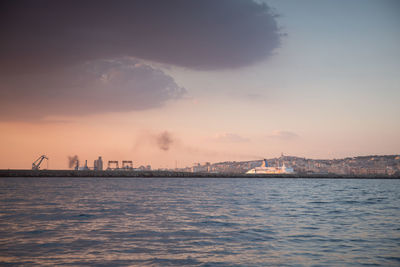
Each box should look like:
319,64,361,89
0,169,398,179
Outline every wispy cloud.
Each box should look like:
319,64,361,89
212,133,250,143
268,130,299,140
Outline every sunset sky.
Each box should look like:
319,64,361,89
1,0,399,169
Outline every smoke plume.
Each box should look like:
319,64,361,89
157,131,174,151
68,155,79,169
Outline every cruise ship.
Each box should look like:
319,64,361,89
246,159,294,174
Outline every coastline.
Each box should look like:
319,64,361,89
0,169,399,179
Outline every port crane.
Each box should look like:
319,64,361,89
107,160,119,170
32,155,48,170
122,160,133,170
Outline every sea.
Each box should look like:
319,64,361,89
0,177,399,266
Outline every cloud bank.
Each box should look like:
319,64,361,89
0,58,186,120
0,0,280,120
0,0,280,74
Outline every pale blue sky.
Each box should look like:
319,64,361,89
160,0,400,161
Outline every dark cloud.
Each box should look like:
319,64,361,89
0,58,186,120
132,130,176,152
0,0,280,74
0,0,280,120
156,131,174,151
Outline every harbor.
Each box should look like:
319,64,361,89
1,169,399,179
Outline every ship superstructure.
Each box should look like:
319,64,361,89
246,159,294,174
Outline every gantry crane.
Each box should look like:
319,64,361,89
107,160,119,170
122,160,133,170
32,155,48,170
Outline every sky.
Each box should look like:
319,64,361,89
0,0,399,169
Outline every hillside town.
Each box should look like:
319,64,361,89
182,155,400,176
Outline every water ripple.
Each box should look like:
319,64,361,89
0,178,399,266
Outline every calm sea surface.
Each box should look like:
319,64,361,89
0,178,399,266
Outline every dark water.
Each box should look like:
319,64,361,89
0,178,399,266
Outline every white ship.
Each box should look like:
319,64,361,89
246,159,294,174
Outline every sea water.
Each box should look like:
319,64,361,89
0,177,399,266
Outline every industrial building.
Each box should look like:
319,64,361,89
94,156,103,170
